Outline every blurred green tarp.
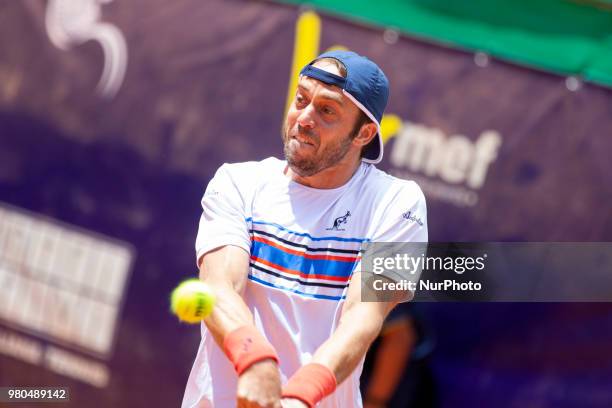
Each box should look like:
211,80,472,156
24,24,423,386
274,0,612,87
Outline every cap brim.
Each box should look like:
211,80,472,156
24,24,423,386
341,90,384,164
362,132,383,164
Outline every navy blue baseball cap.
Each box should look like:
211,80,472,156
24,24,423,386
299,50,389,164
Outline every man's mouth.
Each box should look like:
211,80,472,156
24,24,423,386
291,135,315,147
293,136,314,146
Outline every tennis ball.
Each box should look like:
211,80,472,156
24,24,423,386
170,279,216,324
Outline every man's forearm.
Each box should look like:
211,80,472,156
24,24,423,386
279,304,383,408
198,246,283,408
311,302,390,383
197,245,256,347
200,277,256,346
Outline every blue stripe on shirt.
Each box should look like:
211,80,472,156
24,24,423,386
251,240,356,279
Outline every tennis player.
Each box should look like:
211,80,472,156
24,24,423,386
181,50,428,408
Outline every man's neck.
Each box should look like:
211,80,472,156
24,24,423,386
285,158,362,189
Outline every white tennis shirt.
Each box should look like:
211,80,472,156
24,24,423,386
182,157,427,408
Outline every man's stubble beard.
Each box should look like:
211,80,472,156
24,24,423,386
282,121,354,177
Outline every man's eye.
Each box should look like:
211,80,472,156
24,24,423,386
322,107,335,115
295,95,306,105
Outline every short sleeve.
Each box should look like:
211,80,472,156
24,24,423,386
366,181,428,299
372,181,428,244
195,164,251,265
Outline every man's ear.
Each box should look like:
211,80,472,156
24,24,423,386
354,122,378,147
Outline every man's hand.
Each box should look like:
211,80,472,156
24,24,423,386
281,398,308,408
237,359,282,408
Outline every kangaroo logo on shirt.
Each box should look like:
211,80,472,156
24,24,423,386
326,211,351,231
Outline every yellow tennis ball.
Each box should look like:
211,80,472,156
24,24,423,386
170,279,216,324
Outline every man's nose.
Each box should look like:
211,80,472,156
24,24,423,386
296,105,315,129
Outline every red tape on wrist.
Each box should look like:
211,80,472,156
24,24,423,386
282,363,337,407
223,326,279,375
